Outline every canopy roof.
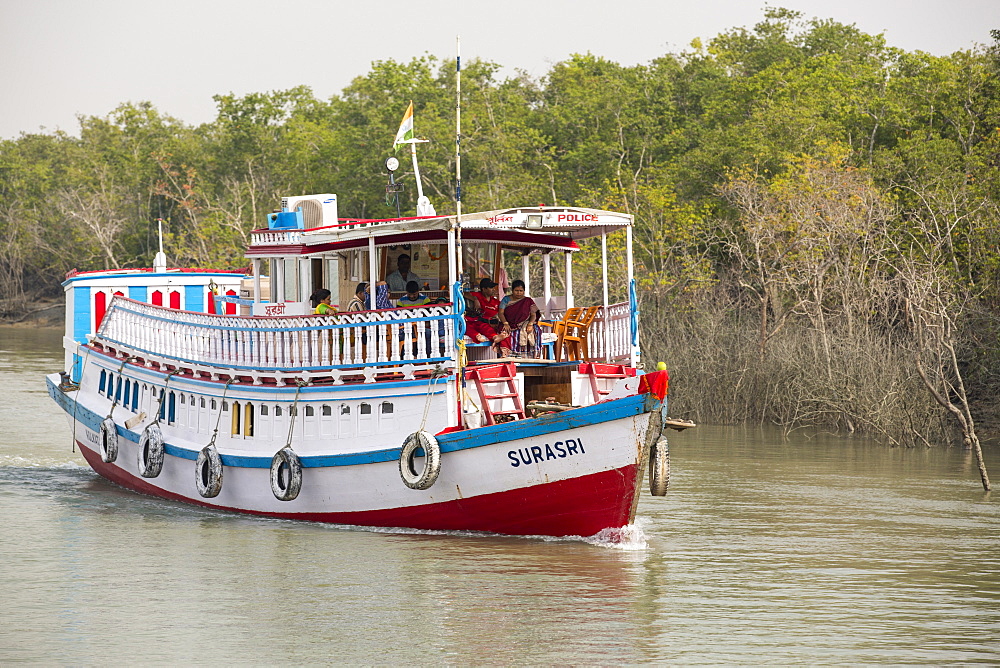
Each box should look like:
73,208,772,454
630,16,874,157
299,206,632,246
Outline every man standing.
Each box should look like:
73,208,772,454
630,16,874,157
386,253,422,292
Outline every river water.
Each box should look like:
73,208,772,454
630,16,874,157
2,326,998,664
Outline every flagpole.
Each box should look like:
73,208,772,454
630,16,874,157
454,34,465,428
410,140,424,202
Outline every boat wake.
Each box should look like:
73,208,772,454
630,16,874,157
0,454,88,469
317,517,650,550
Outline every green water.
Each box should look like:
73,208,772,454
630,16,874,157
1,326,997,663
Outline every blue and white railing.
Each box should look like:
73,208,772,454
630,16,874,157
96,297,457,384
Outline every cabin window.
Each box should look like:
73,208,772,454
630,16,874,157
99,370,107,394
260,405,269,416
290,406,297,417
338,403,353,437
123,380,131,406
305,405,315,417
358,401,373,436
222,401,229,412
211,399,217,411
275,406,282,417
115,376,123,403
381,402,393,415
159,390,166,420
232,401,241,435
244,403,254,437
180,394,186,405
200,397,206,408
168,391,176,424
132,386,139,412
322,405,332,417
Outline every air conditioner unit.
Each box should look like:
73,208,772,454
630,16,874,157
281,194,338,229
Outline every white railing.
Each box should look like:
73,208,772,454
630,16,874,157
250,229,303,245
547,301,633,362
98,297,457,382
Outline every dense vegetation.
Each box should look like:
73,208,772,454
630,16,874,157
2,10,998,458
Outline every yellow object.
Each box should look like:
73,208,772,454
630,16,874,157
656,361,667,371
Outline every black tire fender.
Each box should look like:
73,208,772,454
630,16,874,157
270,446,303,501
138,423,164,478
649,435,670,496
99,417,119,463
196,445,224,498
399,430,441,490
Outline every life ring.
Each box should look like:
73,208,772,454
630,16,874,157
399,430,441,490
649,435,670,496
270,446,303,501
196,445,224,498
99,417,119,463
138,423,164,478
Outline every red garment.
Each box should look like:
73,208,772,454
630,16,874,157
467,292,500,319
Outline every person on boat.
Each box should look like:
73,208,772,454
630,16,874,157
386,254,422,292
397,281,431,307
498,279,542,358
465,278,508,347
346,281,391,311
310,288,337,315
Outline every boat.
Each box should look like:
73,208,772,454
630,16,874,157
45,193,674,538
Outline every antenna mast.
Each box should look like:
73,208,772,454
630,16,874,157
455,36,462,219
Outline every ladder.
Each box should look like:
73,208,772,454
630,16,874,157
465,362,525,425
582,362,629,402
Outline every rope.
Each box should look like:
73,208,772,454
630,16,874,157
419,365,450,432
206,376,237,449
104,356,134,420
150,368,183,427
283,379,309,449
70,341,93,453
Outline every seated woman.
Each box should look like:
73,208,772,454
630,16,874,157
465,278,507,346
498,279,541,358
309,288,337,315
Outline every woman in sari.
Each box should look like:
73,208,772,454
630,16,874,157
497,279,541,358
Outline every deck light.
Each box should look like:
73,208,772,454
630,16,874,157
526,214,543,229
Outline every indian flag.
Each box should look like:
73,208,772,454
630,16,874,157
393,101,414,151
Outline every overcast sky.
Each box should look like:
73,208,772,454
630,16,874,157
1,0,996,140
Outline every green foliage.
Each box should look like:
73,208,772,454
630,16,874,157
1,8,998,440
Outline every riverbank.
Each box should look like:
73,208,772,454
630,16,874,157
0,299,64,328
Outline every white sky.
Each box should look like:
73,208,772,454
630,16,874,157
1,0,996,139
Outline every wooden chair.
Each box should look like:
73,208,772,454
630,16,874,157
540,307,581,362
562,305,600,361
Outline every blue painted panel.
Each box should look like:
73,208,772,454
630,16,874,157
129,285,147,302
71,354,83,383
184,285,204,312
73,286,91,341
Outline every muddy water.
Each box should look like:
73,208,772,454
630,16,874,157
1,326,997,664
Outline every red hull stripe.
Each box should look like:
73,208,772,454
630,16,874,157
78,445,639,537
